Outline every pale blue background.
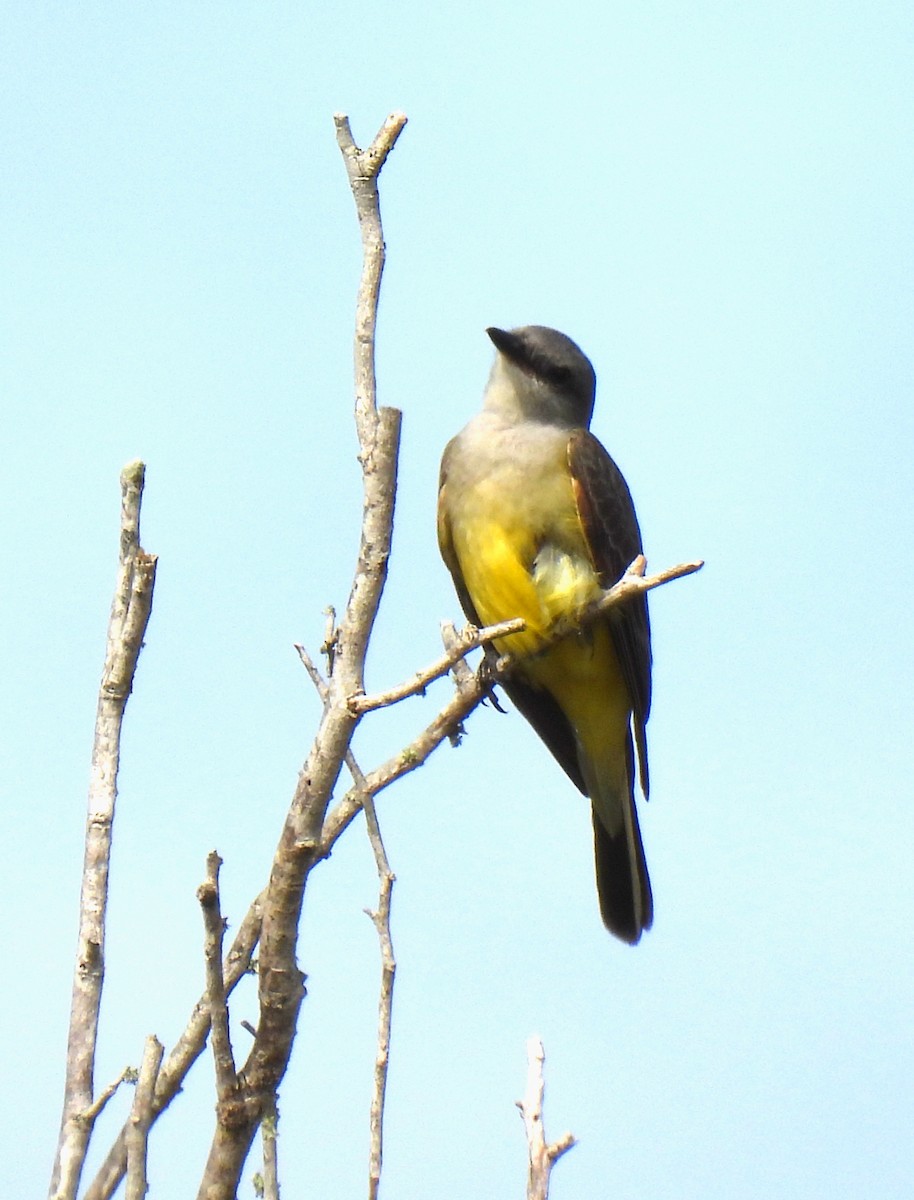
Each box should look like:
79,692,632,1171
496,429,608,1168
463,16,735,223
3,4,913,1197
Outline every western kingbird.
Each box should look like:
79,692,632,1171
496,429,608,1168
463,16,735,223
437,325,653,944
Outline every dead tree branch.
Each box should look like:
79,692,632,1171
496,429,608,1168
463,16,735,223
81,1066,136,1125
517,1037,576,1200
197,852,238,1099
125,1035,164,1200
550,553,703,644
82,896,263,1200
49,460,157,1200
345,758,397,1200
346,616,525,714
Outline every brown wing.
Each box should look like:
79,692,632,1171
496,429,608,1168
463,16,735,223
568,429,652,797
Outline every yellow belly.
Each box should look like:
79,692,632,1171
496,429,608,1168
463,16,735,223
452,506,631,774
457,517,549,656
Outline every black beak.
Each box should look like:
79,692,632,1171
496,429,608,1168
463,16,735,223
486,326,525,365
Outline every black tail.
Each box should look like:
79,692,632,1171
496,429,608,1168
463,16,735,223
592,799,653,944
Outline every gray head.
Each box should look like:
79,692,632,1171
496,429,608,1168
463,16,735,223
485,325,596,428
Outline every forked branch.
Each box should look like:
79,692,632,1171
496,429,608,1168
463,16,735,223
517,1037,576,1200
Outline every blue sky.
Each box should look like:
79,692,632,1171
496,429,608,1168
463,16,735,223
3,3,913,1197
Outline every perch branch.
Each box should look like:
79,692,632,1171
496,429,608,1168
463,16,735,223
346,616,525,713
348,552,701,721
549,553,703,644
320,554,701,852
49,460,157,1200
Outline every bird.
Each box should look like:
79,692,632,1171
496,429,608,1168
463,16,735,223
437,325,653,943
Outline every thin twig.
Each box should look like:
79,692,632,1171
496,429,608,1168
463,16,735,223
80,1067,136,1124
321,674,478,852
347,617,525,714
294,644,329,705
197,851,237,1098
517,1037,576,1200
561,554,703,637
348,556,702,718
445,556,702,693
49,460,157,1200
125,1036,164,1200
493,555,703,670
342,757,397,1200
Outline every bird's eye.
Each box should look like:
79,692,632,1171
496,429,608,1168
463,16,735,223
546,365,573,389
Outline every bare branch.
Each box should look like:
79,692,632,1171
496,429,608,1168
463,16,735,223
125,1036,164,1200
489,555,703,671
197,851,238,1097
341,756,397,1200
333,110,407,444
80,1066,136,1125
558,553,703,639
321,676,478,851
82,895,263,1200
331,112,405,683
517,1037,576,1200
294,643,329,705
50,460,157,1200
347,617,525,714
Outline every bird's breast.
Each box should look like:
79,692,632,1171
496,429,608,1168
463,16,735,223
445,428,600,658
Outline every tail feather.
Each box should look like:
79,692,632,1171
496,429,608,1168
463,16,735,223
579,728,653,943
592,796,653,944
